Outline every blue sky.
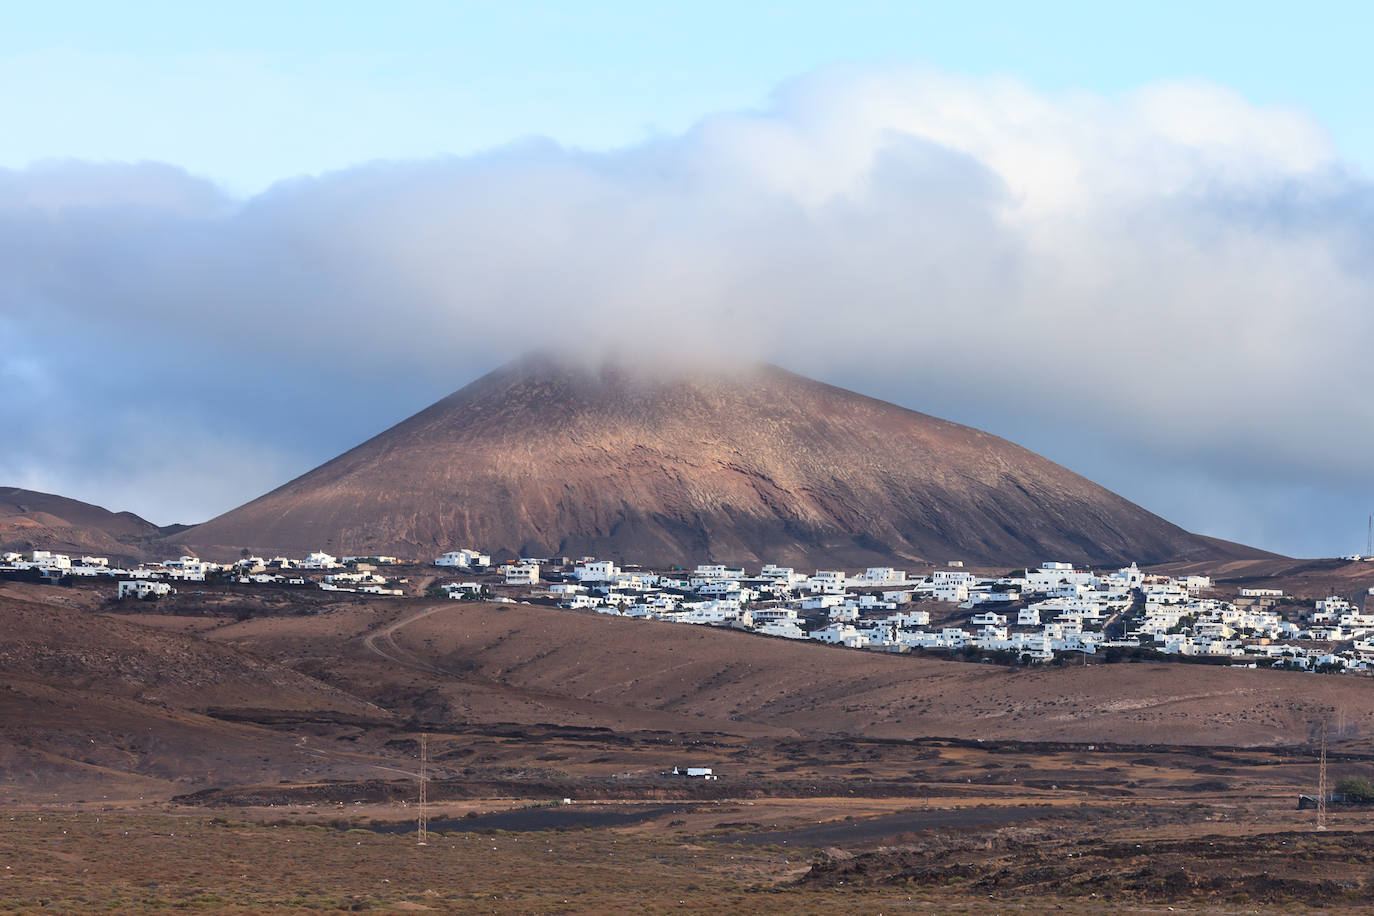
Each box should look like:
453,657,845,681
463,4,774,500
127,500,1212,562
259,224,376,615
5,2,1374,193
5,3,1374,558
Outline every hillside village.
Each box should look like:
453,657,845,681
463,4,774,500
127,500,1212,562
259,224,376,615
5,546,1374,674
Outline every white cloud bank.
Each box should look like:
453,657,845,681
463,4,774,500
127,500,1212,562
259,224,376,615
2,66,1372,554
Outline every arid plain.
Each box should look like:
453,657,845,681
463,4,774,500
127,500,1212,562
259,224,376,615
4,574,1374,911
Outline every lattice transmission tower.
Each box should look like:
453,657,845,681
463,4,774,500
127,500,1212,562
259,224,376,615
1317,719,1328,831
418,732,429,846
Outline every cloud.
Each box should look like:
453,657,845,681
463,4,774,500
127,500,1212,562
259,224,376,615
2,65,1372,555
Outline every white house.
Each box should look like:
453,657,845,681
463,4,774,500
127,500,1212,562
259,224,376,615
809,623,868,647
756,619,807,639
932,580,970,603
574,560,620,582
1314,597,1353,620
931,569,975,584
692,564,742,580
436,550,475,567
1024,562,1094,595
118,580,174,600
759,564,806,587
163,556,216,580
965,589,1019,606
828,603,859,623
504,563,540,585
859,567,906,585
696,580,747,599
303,552,339,570
807,570,849,594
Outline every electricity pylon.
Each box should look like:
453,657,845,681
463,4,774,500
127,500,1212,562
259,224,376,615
1317,719,1328,831
418,732,429,846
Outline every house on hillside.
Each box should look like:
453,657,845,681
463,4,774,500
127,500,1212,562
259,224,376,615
118,580,174,600
858,567,906,585
435,549,490,568
574,560,619,582
504,562,539,585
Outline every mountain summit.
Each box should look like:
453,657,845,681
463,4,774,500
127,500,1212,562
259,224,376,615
178,355,1261,566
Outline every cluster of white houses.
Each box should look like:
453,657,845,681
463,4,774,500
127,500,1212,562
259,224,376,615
0,549,407,596
431,552,1374,674
7,542,1374,673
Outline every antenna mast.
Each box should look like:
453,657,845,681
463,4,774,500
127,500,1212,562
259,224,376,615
1317,719,1328,831
418,732,429,846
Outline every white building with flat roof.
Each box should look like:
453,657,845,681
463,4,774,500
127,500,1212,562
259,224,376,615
118,580,174,599
574,560,619,582
504,563,539,585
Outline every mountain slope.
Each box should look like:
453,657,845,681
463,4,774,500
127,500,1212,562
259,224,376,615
0,487,162,560
177,355,1269,567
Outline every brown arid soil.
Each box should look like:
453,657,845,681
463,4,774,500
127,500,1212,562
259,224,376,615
6,579,1374,910
170,354,1271,568
7,579,1374,799
3,793,1373,910
1160,553,1374,604
0,487,167,564
215,589,1374,747
795,807,1374,909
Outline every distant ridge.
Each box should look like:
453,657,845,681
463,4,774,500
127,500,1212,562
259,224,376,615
176,354,1276,567
0,487,161,560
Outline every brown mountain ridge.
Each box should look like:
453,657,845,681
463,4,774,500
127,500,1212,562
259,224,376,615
0,487,166,561
175,354,1270,568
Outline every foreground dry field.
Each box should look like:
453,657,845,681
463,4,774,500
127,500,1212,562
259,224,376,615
3,795,1372,912
5,580,1374,910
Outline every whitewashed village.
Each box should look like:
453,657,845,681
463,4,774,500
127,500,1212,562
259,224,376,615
7,543,1374,675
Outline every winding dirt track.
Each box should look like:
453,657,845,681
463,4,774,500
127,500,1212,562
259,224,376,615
361,603,454,675
351,601,772,735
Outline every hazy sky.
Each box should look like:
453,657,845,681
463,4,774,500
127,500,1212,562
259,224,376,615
4,3,1374,557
